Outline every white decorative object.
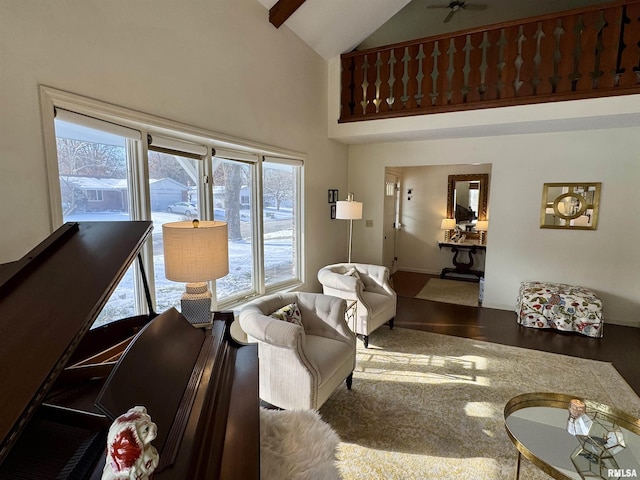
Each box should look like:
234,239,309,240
102,406,159,480
567,399,593,436
260,407,341,480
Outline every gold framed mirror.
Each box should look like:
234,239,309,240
446,174,489,240
540,182,601,229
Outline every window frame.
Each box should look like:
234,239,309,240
40,85,305,316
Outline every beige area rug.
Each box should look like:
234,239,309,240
415,278,479,307
319,327,640,480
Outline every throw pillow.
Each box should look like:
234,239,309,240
270,302,303,327
344,267,361,282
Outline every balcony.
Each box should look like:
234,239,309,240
339,0,640,123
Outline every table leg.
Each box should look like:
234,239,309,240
514,450,521,480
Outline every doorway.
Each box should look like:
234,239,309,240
383,172,400,272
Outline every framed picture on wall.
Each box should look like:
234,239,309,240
330,204,336,219
328,189,338,203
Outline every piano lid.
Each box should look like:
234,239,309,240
0,221,153,463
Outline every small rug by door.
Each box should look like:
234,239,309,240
415,278,479,306
260,407,341,480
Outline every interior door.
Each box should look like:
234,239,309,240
383,173,399,271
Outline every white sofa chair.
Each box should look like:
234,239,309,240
239,292,356,410
317,263,397,348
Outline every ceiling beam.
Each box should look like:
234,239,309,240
269,0,306,28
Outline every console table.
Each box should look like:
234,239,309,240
438,242,486,282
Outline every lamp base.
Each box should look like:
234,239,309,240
181,282,212,327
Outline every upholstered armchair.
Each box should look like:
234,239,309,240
317,263,397,348
239,292,356,411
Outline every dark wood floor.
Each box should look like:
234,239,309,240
391,271,640,396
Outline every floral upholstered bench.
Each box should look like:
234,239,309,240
515,281,604,338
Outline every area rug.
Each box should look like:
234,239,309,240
319,327,640,480
260,407,341,480
415,278,479,306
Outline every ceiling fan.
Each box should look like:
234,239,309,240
427,1,488,23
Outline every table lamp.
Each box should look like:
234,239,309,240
475,220,488,244
163,219,228,326
440,218,456,242
335,193,363,263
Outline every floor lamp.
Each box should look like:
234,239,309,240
336,193,363,263
163,219,229,327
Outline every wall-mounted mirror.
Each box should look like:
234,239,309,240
446,174,489,239
540,182,601,229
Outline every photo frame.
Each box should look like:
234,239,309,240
328,189,338,203
330,204,336,219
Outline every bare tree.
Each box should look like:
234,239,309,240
263,167,293,210
223,162,244,240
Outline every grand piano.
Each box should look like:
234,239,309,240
0,221,259,479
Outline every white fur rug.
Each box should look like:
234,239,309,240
260,408,341,480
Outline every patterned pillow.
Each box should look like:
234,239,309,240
270,302,303,327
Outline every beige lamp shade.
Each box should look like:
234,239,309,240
475,220,489,231
336,198,363,220
440,218,456,230
163,220,229,282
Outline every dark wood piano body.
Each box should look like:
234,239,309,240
0,221,259,479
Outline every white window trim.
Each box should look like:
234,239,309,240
40,85,306,312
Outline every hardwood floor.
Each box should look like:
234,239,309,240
391,271,640,396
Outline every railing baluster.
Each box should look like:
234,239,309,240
462,35,473,102
496,29,508,99
374,53,383,113
339,1,640,122
401,47,411,108
430,40,441,106
387,49,397,109
479,32,490,99
446,38,457,104
360,55,370,114
415,44,426,107
532,22,545,95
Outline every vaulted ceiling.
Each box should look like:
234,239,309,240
256,0,613,61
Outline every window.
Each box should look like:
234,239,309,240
212,155,256,303
53,116,138,326
263,158,300,289
45,87,303,327
147,149,199,314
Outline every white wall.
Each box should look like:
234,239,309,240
0,0,348,291
348,128,640,327
397,164,491,275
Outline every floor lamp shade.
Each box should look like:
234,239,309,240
336,199,363,220
162,220,229,325
335,193,363,263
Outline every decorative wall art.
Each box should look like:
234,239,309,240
540,183,601,230
328,189,338,204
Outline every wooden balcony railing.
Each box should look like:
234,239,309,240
339,0,640,122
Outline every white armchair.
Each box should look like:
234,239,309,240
239,292,356,411
318,263,397,348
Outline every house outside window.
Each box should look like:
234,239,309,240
47,88,304,327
